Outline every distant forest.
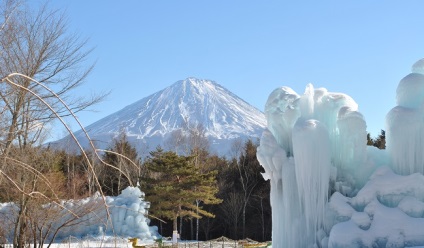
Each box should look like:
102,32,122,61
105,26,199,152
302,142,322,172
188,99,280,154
367,130,386,149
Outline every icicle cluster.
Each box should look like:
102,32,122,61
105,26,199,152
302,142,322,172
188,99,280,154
257,84,366,247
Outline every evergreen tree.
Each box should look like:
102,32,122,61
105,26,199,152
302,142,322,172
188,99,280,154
374,130,386,149
367,130,386,149
367,133,374,146
141,147,221,238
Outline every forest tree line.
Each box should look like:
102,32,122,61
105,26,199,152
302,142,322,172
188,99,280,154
1,132,272,242
50,132,272,241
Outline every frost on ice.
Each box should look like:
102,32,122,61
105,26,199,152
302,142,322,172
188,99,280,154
257,59,424,247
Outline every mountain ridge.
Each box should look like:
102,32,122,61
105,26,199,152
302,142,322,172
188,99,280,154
57,78,266,156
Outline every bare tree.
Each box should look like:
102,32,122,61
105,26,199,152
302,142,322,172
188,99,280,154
100,132,142,196
0,0,105,152
219,191,243,239
233,139,262,239
166,128,186,154
0,2,109,247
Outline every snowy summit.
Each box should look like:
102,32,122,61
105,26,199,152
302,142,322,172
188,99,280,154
56,78,266,156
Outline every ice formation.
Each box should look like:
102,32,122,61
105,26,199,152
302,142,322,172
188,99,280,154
257,59,424,247
387,59,424,175
0,186,159,243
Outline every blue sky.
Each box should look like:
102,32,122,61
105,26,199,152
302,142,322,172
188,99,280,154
46,1,424,139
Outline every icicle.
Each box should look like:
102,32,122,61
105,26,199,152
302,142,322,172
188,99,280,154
336,106,367,170
299,83,315,119
257,129,287,247
293,119,331,245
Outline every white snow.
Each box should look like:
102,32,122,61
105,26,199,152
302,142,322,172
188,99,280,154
257,59,424,247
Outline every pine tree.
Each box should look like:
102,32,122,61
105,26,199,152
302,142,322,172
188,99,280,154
367,133,374,146
141,147,221,238
374,130,386,149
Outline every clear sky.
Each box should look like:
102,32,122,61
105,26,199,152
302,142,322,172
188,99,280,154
44,1,424,139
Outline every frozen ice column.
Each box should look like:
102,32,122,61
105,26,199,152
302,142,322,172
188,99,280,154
386,58,424,175
258,84,367,247
292,118,331,245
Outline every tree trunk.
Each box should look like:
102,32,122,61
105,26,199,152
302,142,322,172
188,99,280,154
179,216,183,239
172,217,178,244
196,200,199,241
242,203,246,239
15,206,27,248
190,218,193,240
173,217,178,232
260,198,265,241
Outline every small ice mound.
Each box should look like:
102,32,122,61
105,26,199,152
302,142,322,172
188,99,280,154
377,194,405,208
350,166,424,209
327,220,367,248
120,186,144,198
334,181,354,196
327,192,356,222
398,196,424,218
412,58,424,74
396,73,424,109
350,212,371,230
325,192,356,236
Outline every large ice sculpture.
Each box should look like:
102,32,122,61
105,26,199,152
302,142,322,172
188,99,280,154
57,186,159,240
0,186,159,243
258,59,424,247
257,83,367,247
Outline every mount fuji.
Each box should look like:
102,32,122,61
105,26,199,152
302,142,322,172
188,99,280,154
56,78,266,157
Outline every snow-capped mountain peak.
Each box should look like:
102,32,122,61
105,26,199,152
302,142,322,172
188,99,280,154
59,78,266,156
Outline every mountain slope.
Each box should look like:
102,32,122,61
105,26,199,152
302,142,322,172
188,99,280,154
58,78,266,156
